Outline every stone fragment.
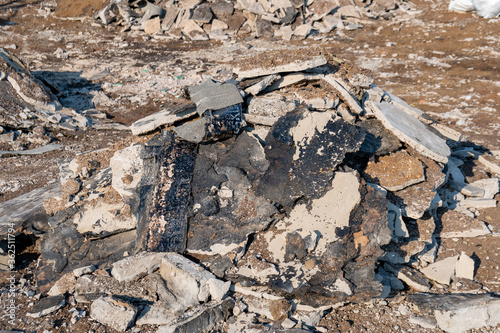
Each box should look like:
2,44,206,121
211,19,229,31
455,252,475,280
182,20,209,40
387,202,409,238
186,133,276,255
366,100,451,163
140,135,196,252
274,25,294,40
0,183,59,237
293,23,312,38
73,265,96,277
192,3,213,23
75,274,157,302
90,296,137,332
256,107,365,208
247,94,297,118
416,216,435,244
245,74,281,95
159,253,229,308
212,0,234,15
136,304,178,326
0,144,64,157
245,296,292,321
338,5,362,18
139,2,165,23
478,153,500,175
440,210,491,238
72,200,136,235
469,178,500,199
263,73,324,93
420,255,459,285
308,0,339,20
322,15,341,31
179,0,202,9
357,118,402,156
323,75,364,115
459,198,497,209
156,299,234,333
188,79,243,116
48,272,76,296
385,264,431,292
364,150,425,191
255,19,275,37
162,5,181,31
394,158,446,219
408,293,500,333
143,17,161,34
267,171,361,261
130,101,196,135
111,252,166,282
234,56,327,80
0,48,60,111
26,295,66,318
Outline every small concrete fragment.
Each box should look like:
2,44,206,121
73,265,96,277
420,255,459,285
188,79,243,116
469,178,500,199
0,144,63,157
385,264,431,292
455,252,475,280
48,272,76,296
90,296,137,332
367,100,451,163
26,295,66,318
293,23,312,38
245,74,281,95
143,17,161,34
323,75,364,115
440,210,491,238
182,20,209,40
459,198,497,209
364,150,425,191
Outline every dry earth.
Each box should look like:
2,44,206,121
0,0,499,332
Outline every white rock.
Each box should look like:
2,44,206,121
207,278,231,301
460,198,497,209
234,56,327,80
73,201,136,234
90,296,137,332
469,178,500,199
136,304,177,326
455,252,475,280
293,24,312,38
420,255,459,285
387,202,409,238
73,265,96,277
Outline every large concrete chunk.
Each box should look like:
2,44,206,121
111,252,166,282
141,134,196,252
367,100,451,163
440,210,491,238
256,106,365,208
420,255,459,285
188,79,243,116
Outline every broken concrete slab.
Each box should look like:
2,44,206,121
0,144,63,157
139,134,196,253
478,152,500,175
366,100,451,163
234,56,327,80
323,75,364,115
459,198,497,209
90,296,137,332
143,17,161,34
256,106,365,207
48,272,76,296
188,79,243,116
182,20,209,40
384,264,431,292
408,293,500,333
469,178,500,199
420,255,459,285
393,157,446,219
293,23,312,39
455,252,475,280
159,253,230,307
245,74,281,95
364,150,425,191
0,182,60,237
192,3,213,23
26,295,66,318
156,299,234,333
111,252,166,282
130,101,197,135
440,210,491,238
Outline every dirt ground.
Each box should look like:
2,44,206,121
0,0,499,332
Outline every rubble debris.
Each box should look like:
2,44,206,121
408,293,500,333
90,296,138,331
26,295,66,318
235,56,327,80
366,99,451,163
440,210,492,238
0,144,63,157
420,255,459,285
455,252,475,280
130,101,196,135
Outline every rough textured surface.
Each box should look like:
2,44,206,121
440,210,491,238
364,150,425,191
90,296,137,331
256,106,365,208
144,134,196,252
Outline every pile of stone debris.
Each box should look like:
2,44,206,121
2,49,500,333
81,0,418,40
0,48,126,157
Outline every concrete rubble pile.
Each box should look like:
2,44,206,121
0,48,125,157
2,50,500,333
88,0,420,40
